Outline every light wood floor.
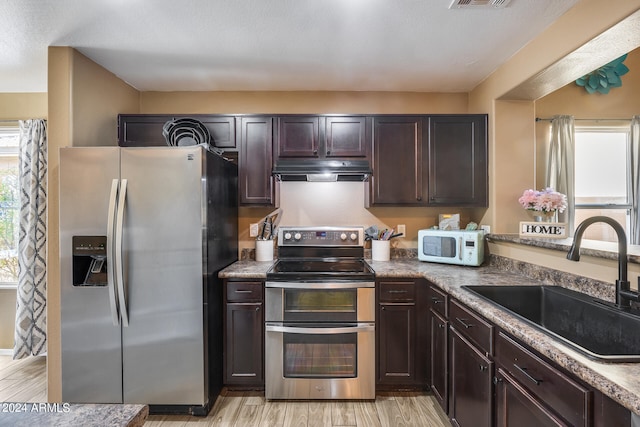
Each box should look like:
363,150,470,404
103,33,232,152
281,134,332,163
0,354,47,403
0,355,451,426
145,389,452,427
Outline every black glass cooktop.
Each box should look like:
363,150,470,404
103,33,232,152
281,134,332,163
267,258,375,280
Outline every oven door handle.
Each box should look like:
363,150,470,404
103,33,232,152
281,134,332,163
265,281,375,289
265,324,375,334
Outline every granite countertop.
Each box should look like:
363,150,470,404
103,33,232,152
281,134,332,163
0,403,148,427
219,258,640,416
219,259,275,278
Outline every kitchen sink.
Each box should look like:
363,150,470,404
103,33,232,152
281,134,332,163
462,285,640,362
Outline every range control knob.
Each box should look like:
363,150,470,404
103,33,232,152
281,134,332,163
340,233,347,241
350,233,358,241
294,232,302,241
284,232,292,240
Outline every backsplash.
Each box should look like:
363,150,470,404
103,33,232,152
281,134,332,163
488,254,617,302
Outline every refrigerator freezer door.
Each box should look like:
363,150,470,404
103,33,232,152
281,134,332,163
60,147,123,403
120,147,206,405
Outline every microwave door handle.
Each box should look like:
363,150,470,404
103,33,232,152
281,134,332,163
458,237,463,261
265,324,375,334
106,179,120,326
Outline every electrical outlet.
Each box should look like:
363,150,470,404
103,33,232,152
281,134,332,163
480,225,491,234
397,224,406,236
250,223,259,237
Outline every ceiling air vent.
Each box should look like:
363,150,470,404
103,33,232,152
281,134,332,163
449,0,511,8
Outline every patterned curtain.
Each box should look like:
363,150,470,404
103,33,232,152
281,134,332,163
631,116,640,245
546,115,575,235
13,119,47,358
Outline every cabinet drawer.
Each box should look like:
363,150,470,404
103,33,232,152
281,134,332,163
226,282,263,302
379,281,415,302
428,285,448,318
449,299,493,355
495,331,591,427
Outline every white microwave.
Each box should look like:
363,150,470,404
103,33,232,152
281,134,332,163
418,229,485,266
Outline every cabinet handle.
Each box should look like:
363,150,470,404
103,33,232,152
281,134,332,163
387,290,408,294
256,306,260,311
513,364,542,386
455,317,474,329
416,196,422,201
326,150,331,155
493,376,502,385
313,150,318,156
479,364,488,372
431,297,442,304
234,290,253,293
438,323,445,329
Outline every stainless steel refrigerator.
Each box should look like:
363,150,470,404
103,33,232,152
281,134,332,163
59,146,237,416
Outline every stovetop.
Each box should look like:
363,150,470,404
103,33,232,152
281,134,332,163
267,258,375,281
266,226,374,281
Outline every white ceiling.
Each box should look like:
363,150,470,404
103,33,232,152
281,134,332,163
0,0,580,93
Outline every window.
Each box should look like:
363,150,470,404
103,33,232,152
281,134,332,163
0,127,19,286
574,126,631,242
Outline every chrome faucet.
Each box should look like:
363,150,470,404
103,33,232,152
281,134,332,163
567,216,640,308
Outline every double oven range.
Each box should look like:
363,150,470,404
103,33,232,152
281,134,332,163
265,226,375,400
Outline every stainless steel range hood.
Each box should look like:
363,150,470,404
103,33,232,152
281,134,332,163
272,160,372,182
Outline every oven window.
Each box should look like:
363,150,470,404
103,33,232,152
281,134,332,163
285,289,356,314
283,331,357,378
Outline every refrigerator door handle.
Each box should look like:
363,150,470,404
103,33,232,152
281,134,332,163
106,179,120,326
115,179,129,327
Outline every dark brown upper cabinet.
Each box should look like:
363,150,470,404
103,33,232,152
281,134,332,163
239,116,279,207
427,115,488,207
368,116,427,206
275,115,370,161
368,114,488,207
118,114,236,150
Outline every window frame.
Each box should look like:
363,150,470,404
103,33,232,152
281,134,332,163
573,125,632,242
0,126,20,289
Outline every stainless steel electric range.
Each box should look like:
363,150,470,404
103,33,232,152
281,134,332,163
265,226,375,400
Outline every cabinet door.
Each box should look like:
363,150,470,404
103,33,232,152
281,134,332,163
377,303,415,385
427,115,488,206
276,116,320,158
449,327,493,427
495,368,568,427
224,303,264,385
118,114,170,146
325,116,370,158
239,116,278,206
198,116,236,149
369,116,427,206
430,309,448,412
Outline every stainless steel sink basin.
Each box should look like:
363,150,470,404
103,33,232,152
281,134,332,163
462,285,640,362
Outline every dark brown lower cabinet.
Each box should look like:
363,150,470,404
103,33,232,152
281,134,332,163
223,281,264,386
376,279,428,388
495,368,567,427
377,303,415,384
429,309,448,411
449,327,493,427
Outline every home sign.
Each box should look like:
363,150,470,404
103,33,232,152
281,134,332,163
519,221,567,239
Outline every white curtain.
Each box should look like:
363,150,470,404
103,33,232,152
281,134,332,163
630,115,640,245
13,119,47,358
546,115,575,234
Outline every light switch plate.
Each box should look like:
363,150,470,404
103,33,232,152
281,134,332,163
397,224,406,236
480,225,490,234
250,223,259,237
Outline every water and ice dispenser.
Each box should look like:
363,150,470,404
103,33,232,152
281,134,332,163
72,236,108,286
